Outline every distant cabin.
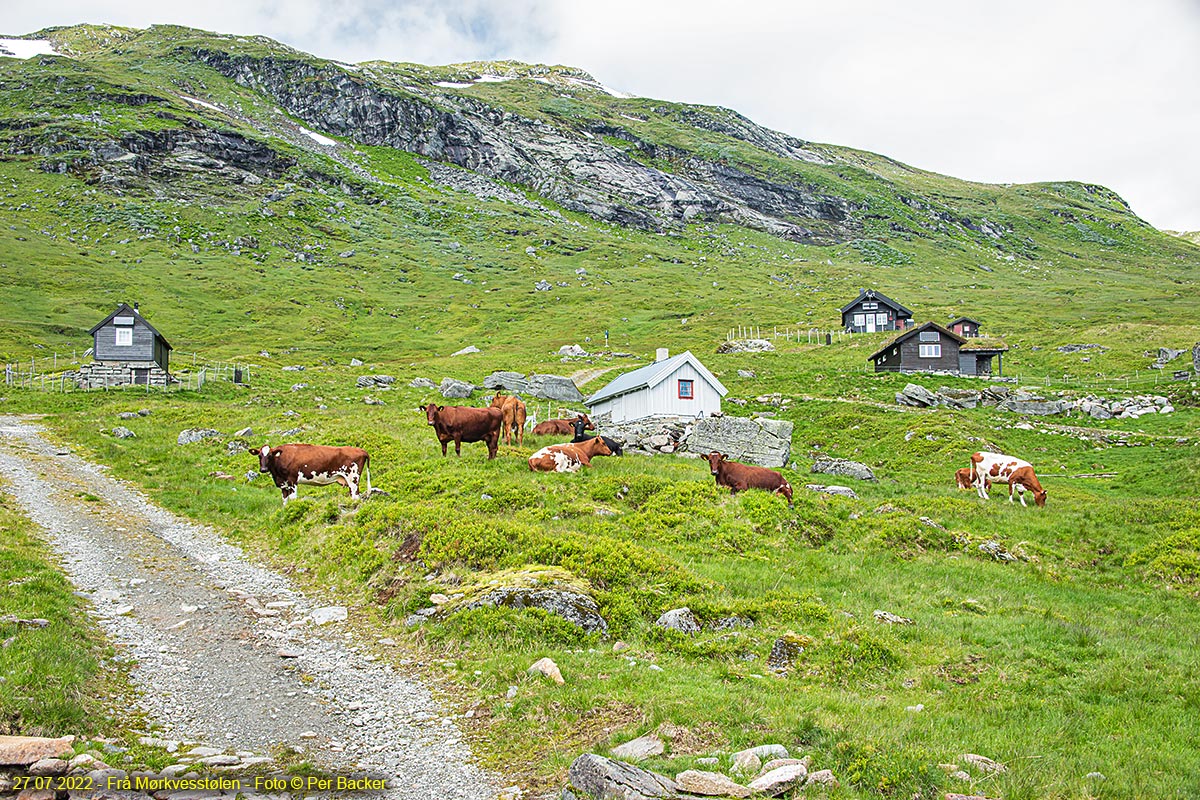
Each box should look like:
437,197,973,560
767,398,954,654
585,349,727,423
947,316,981,338
841,289,913,333
79,303,173,388
869,322,1007,376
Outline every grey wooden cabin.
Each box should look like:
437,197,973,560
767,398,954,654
841,289,913,333
869,321,1006,376
79,303,173,387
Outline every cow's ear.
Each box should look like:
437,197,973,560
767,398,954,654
270,448,282,459
438,405,444,411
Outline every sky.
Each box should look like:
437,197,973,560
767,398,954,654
7,0,1200,231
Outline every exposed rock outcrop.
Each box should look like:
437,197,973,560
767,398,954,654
683,415,793,467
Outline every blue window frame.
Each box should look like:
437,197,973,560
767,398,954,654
678,379,694,399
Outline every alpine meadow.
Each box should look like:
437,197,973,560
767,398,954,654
1,23,1199,800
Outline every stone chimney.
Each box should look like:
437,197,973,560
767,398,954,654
655,348,669,362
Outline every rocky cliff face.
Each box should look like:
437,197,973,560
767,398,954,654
191,49,857,240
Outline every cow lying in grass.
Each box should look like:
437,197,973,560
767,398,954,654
423,403,503,459
532,413,592,437
528,436,613,472
704,451,793,507
570,417,623,456
250,443,370,504
969,451,1047,507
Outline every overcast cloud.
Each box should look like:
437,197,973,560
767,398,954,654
7,0,1199,231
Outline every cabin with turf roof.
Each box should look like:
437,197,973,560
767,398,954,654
869,321,1007,376
841,288,913,333
75,302,173,388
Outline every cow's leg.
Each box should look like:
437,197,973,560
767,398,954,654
1007,483,1016,503
454,437,463,456
1016,484,1027,507
440,438,448,456
346,470,360,499
976,481,990,500
281,483,297,504
486,433,498,460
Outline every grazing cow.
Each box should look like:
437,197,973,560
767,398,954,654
489,393,528,446
570,417,623,456
423,403,503,459
532,413,593,437
955,467,990,492
249,443,370,504
969,451,1047,507
705,451,793,507
528,436,613,472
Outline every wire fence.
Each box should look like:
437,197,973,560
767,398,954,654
726,325,847,344
3,352,251,393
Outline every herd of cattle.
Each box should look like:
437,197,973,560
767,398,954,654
246,393,1046,509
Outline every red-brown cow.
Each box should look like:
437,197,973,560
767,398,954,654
532,414,593,437
489,392,528,446
955,467,991,492
424,403,503,459
705,451,793,507
528,436,613,472
249,443,370,504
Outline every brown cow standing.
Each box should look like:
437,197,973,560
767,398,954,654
532,413,593,437
424,403,503,459
704,451,793,507
528,436,613,472
249,443,370,504
489,392,528,446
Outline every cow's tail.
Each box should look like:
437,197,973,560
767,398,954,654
363,454,372,494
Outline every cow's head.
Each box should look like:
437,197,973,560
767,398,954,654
248,444,276,472
422,403,442,425
1034,489,1048,508
592,436,612,456
571,417,589,437
954,468,974,490
489,392,506,408
573,414,595,431
704,451,727,475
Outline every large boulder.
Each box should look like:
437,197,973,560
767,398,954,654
810,457,876,481
528,374,584,402
717,338,775,354
177,428,221,446
896,383,941,407
655,607,701,635
409,377,437,389
460,587,608,633
1193,342,1200,374
675,770,752,798
483,371,530,394
0,736,75,766
683,416,793,467
439,378,475,399
564,754,677,800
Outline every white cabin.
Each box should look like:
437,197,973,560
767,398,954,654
585,349,727,423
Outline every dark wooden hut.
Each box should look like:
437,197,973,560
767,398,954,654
841,289,913,333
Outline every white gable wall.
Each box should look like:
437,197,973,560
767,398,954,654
591,362,721,423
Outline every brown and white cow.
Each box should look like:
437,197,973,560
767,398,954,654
489,393,528,446
249,443,370,504
969,451,1047,507
955,467,991,492
528,436,613,472
532,414,592,437
424,403,503,459
705,452,794,507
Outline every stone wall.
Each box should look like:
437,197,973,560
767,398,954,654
70,361,170,389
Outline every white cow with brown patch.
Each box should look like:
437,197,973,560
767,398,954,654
250,443,371,504
969,451,1047,507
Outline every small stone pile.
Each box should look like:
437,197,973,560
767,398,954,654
716,338,776,354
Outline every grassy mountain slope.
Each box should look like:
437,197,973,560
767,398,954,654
2,23,1200,800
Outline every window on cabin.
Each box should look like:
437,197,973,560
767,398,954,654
919,344,941,358
115,328,133,347
876,313,888,327
853,313,865,326
919,331,940,342
678,379,694,399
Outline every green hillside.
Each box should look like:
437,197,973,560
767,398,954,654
2,23,1200,800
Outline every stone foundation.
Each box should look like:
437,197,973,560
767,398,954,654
68,361,171,389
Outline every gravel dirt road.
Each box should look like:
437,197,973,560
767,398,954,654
0,416,497,799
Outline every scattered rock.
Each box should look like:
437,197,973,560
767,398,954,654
609,733,664,762
528,657,564,685
564,754,677,800
747,764,808,796
736,744,789,761
451,345,481,356
737,369,756,378
309,606,347,625
199,754,240,766
805,769,838,787
460,587,608,633
558,344,589,357
439,378,476,399
675,770,751,798
527,374,584,402
27,758,68,776
685,415,793,468
767,635,806,672
112,426,135,439
873,609,913,625
409,377,437,389
959,753,1007,774
805,484,857,499
234,427,254,437
176,429,220,446
1056,344,1107,354
534,280,552,291
731,751,761,776
811,457,875,481
1085,772,1106,781
350,358,363,366
281,365,305,372
0,735,75,766
655,607,700,635
717,339,775,354
979,540,1018,562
